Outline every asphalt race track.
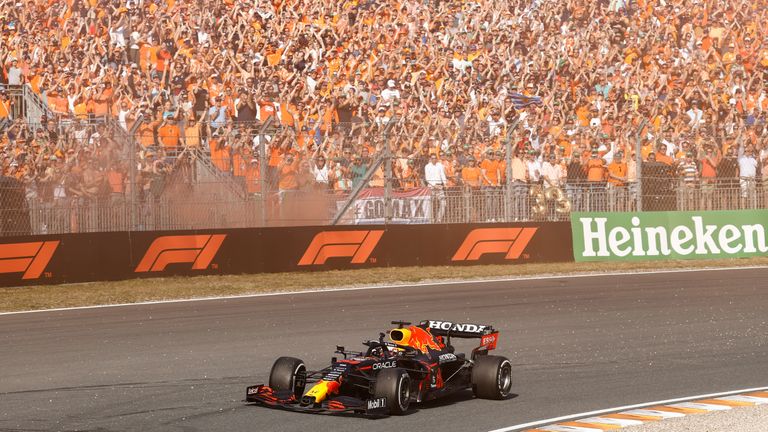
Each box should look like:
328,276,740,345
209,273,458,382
1,268,767,432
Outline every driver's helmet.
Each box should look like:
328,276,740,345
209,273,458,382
389,325,443,354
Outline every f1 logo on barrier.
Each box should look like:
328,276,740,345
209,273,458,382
0,241,59,279
135,235,226,272
298,230,384,266
452,228,538,261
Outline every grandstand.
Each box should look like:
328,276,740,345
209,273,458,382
0,0,766,234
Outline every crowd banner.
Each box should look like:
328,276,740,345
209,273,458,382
0,222,573,287
337,187,433,225
571,210,768,262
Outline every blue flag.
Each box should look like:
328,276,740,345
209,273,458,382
510,92,543,109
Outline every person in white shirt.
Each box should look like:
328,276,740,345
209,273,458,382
738,143,759,207
381,80,401,103
424,154,447,187
486,110,507,137
424,154,447,221
738,144,759,178
7,60,22,86
541,154,563,187
526,150,542,183
686,100,704,128
311,155,330,187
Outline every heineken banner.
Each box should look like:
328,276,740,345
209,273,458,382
571,210,768,261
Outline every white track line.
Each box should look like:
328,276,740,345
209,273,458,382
488,386,768,432
1,265,766,316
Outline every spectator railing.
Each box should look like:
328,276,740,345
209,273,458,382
2,116,767,235
3,85,55,128
21,188,354,234
9,176,765,235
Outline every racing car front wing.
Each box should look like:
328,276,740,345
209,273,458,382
246,385,389,417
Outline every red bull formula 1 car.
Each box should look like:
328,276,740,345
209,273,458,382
245,320,512,417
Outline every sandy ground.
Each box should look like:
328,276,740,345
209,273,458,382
623,404,768,432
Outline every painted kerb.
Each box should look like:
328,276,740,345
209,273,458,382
571,210,768,261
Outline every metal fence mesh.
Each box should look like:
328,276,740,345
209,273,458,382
0,118,766,236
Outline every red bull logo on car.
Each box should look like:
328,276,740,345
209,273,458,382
390,326,442,354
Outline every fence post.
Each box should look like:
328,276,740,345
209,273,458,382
635,119,647,212
128,115,144,230
331,118,395,226
258,119,274,227
384,126,392,225
504,119,520,222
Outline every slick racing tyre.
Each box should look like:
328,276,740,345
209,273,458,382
472,355,513,400
374,368,411,415
269,356,307,399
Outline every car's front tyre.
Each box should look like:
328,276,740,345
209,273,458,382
269,356,307,399
472,355,512,399
374,368,411,414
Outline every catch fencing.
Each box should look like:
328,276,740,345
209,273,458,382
1,117,766,236
13,177,766,235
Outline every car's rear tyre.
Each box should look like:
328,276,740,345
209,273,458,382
472,355,512,399
269,356,306,399
374,368,411,415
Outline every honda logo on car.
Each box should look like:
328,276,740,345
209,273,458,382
372,360,397,370
573,211,768,261
427,320,487,334
438,353,457,363
367,397,387,410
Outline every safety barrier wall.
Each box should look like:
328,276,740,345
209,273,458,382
0,222,573,287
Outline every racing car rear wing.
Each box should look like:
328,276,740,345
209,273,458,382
419,320,495,339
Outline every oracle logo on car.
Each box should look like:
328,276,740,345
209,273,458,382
298,230,384,266
372,360,397,370
0,241,59,279
135,234,226,272
452,227,538,261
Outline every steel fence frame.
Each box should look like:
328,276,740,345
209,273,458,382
2,116,767,235
6,177,768,235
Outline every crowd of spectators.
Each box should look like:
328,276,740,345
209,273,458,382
0,118,131,204
1,0,768,213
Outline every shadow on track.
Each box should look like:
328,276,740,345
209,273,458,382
418,389,519,410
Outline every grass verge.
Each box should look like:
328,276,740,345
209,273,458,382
2,258,767,313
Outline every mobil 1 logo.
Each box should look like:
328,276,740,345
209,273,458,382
366,396,388,416
367,397,387,410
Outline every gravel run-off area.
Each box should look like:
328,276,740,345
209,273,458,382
624,404,768,432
